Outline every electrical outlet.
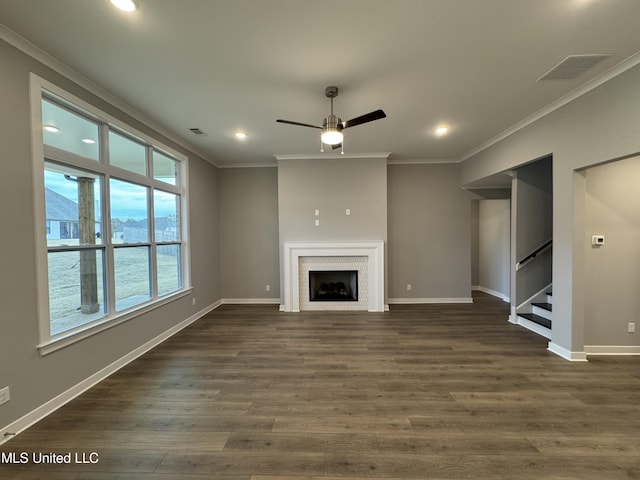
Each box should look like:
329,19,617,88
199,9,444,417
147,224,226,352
266,284,271,292
0,386,10,406
628,322,636,333
407,284,412,291
192,297,196,306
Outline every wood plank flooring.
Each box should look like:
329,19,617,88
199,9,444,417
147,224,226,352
2,292,640,479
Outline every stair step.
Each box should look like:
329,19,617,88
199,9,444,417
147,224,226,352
532,302,552,312
518,313,552,329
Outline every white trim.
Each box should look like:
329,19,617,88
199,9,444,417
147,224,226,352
388,297,473,304
221,298,281,305
584,345,640,356
1,301,220,445
547,342,588,362
516,283,553,311
219,158,460,168
37,290,193,356
0,25,214,166
463,185,512,191
217,162,278,169
515,315,552,340
474,286,510,302
387,158,461,165
508,306,518,324
282,241,385,312
275,152,391,161
462,50,640,161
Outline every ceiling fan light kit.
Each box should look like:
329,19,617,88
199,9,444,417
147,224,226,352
320,115,343,145
277,85,385,153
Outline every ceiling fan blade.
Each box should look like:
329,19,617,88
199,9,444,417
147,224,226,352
341,109,386,129
331,143,342,150
276,119,322,129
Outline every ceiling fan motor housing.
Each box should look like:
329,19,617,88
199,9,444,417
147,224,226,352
323,114,343,131
325,86,339,98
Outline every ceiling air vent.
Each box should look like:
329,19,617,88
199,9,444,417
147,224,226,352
538,54,611,81
189,127,208,136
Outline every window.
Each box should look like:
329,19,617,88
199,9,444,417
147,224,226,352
32,77,189,352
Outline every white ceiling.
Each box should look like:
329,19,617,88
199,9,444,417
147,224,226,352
1,0,640,167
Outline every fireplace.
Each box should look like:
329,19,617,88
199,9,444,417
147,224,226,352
282,241,384,312
309,270,358,302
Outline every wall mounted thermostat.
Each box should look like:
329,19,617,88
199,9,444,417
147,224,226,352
591,235,605,246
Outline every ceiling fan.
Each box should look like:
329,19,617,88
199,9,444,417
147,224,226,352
276,86,386,153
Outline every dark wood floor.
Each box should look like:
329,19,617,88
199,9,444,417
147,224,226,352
2,292,640,479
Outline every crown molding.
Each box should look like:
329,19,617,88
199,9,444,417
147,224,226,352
217,161,278,169
462,50,640,161
0,24,217,167
387,158,460,165
274,152,391,161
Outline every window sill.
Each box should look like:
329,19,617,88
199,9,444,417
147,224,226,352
37,288,193,356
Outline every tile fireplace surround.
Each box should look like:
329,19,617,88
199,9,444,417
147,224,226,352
282,241,385,312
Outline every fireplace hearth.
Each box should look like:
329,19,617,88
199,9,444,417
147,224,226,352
309,270,358,301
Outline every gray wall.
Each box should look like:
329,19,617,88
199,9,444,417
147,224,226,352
478,199,510,300
0,39,220,431
584,155,640,348
387,163,472,300
462,62,640,355
221,160,476,304
513,158,553,305
277,155,387,302
470,200,480,287
277,156,388,242
218,167,280,299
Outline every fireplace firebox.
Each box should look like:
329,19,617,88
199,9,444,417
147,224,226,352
309,270,358,301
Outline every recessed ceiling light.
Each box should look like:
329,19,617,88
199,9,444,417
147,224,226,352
81,138,96,144
110,0,138,12
235,131,247,140
434,126,449,136
43,125,60,133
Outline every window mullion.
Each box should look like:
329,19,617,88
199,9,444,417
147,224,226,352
102,172,116,317
148,173,158,300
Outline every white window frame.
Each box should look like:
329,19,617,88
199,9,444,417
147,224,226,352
30,74,191,355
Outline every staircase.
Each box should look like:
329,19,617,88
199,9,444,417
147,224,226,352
516,288,552,339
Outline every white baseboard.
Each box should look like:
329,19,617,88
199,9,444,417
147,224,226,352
221,298,281,305
547,342,588,362
474,286,509,303
388,297,473,304
1,301,220,445
584,345,640,355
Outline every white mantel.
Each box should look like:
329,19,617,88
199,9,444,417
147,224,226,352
282,241,385,312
